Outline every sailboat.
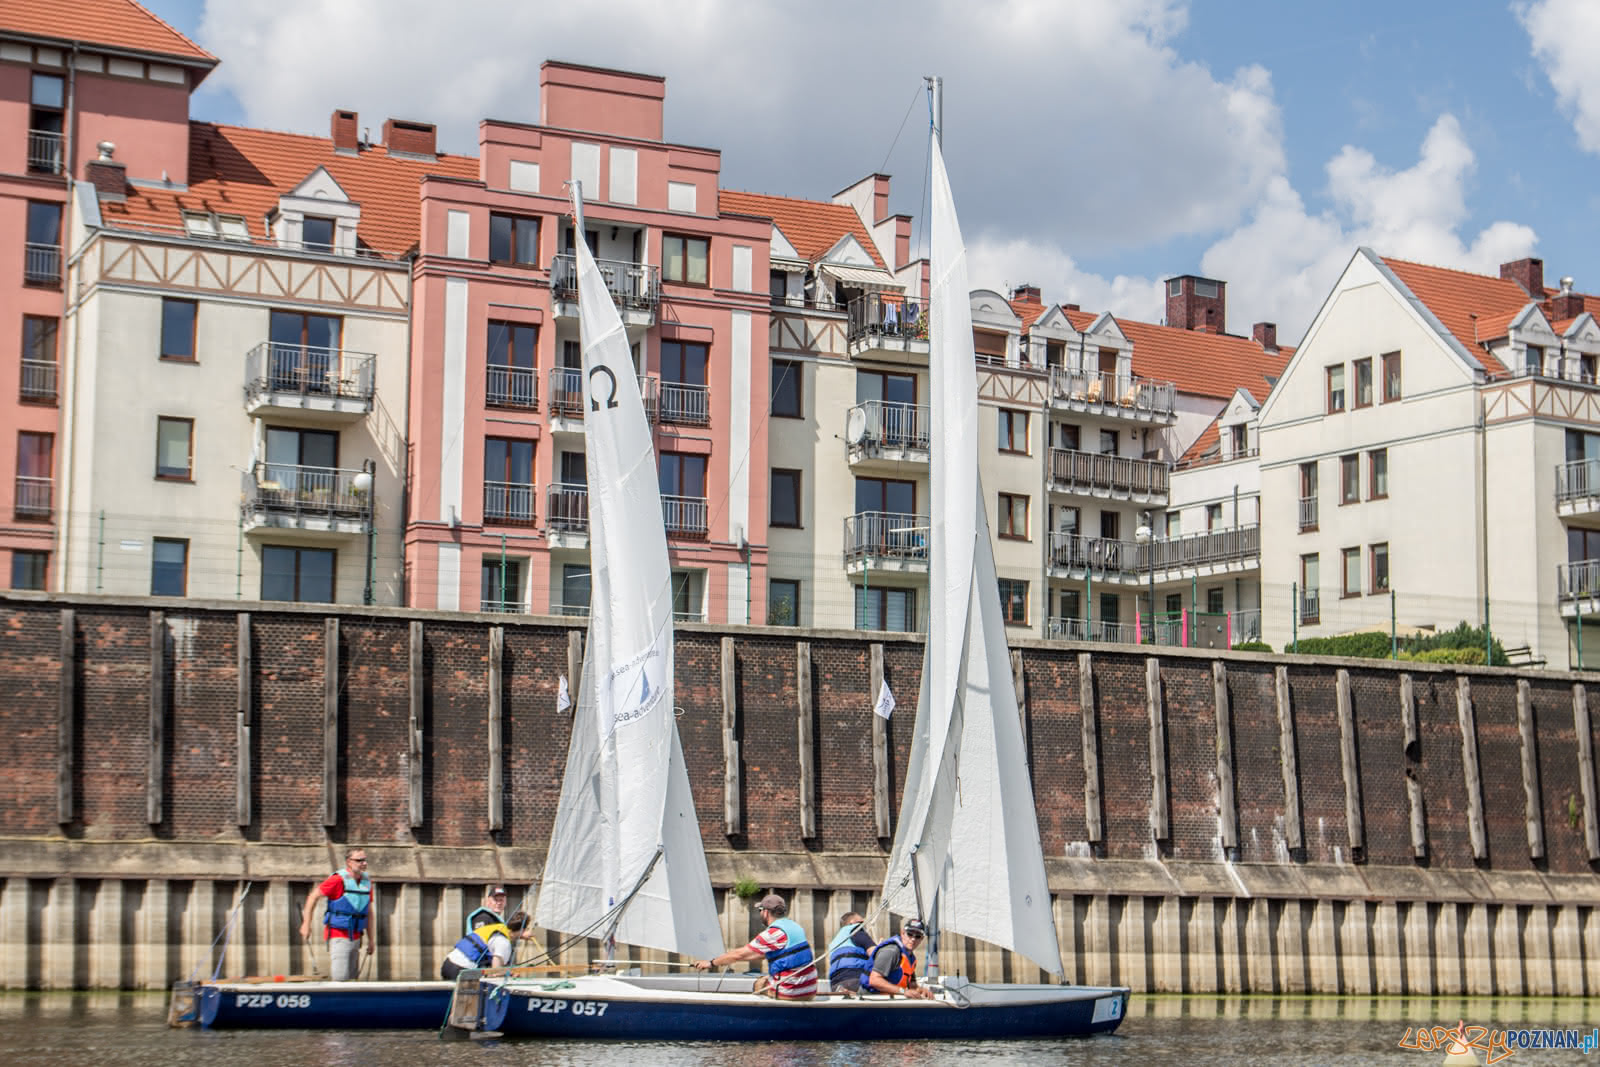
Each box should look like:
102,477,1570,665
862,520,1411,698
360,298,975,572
449,84,1128,1040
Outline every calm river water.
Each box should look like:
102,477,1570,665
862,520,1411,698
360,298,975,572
2,992,1596,1065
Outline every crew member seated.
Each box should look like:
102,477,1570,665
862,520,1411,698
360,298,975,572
865,917,934,1000
825,911,876,996
693,892,817,1000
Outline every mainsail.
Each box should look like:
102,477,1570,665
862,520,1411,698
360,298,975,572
533,187,724,960
882,102,1064,978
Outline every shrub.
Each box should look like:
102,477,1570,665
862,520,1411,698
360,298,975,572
1398,647,1487,665
1282,631,1394,659
1283,620,1508,666
732,877,762,901
1231,641,1272,653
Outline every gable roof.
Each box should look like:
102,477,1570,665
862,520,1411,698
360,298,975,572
1377,256,1536,375
718,189,885,269
0,0,216,65
1009,296,1048,330
1116,319,1290,401
1178,417,1221,466
98,122,479,258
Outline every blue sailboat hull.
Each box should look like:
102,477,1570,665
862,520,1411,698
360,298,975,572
193,980,454,1029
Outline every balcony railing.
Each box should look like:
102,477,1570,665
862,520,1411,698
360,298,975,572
659,381,709,425
1048,525,1260,576
1046,617,1136,643
28,130,63,175
546,482,589,533
662,494,708,538
1558,559,1600,601
550,253,660,313
242,463,372,526
553,602,591,618
486,364,537,409
480,598,526,614
484,481,536,525
1299,589,1321,624
846,400,930,456
14,475,52,519
1298,496,1318,531
1557,458,1600,503
674,609,707,623
843,511,930,567
1047,368,1175,419
24,243,60,285
20,359,56,402
245,342,376,406
846,293,926,346
1048,448,1169,497
548,368,658,420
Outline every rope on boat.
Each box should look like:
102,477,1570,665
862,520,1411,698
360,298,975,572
188,881,253,985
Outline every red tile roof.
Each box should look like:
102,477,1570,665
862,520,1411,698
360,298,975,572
0,0,215,64
1116,319,1290,401
1178,418,1221,466
718,189,886,269
100,122,479,258
1008,297,1047,330
1379,257,1527,375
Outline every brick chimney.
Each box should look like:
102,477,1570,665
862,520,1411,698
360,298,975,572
1500,257,1544,298
1012,284,1042,305
871,174,890,224
331,109,359,153
83,140,125,202
1253,321,1278,352
383,118,436,159
1551,276,1585,321
892,214,911,271
1166,275,1226,334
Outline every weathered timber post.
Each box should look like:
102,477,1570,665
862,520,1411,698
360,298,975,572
58,608,75,825
408,620,424,828
487,625,504,832
148,610,165,826
323,617,339,827
1457,675,1487,860
796,641,815,839
1336,669,1363,856
1147,657,1168,843
236,612,251,828
1079,653,1102,846
721,636,741,836
1515,679,1544,860
870,643,891,839
1399,673,1425,859
1274,665,1302,851
1213,661,1238,853
1575,683,1599,862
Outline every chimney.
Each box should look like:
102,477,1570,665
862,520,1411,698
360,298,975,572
893,215,911,271
1252,321,1278,352
1165,275,1226,334
383,118,437,159
1063,303,1080,312
83,140,125,202
1551,276,1585,321
331,109,359,153
1500,257,1544,298
1012,284,1042,305
872,174,890,224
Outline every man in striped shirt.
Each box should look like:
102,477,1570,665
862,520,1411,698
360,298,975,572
694,893,817,1000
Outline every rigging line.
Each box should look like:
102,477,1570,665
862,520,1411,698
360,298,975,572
879,83,926,177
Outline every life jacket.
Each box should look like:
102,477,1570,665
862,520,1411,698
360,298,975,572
869,934,918,989
761,917,814,976
323,870,370,936
826,922,872,982
451,922,513,967
464,906,503,935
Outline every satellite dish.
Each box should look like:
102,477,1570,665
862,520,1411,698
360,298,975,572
845,407,869,446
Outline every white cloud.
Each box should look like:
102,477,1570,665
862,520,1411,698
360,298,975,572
966,235,1164,324
1518,0,1600,153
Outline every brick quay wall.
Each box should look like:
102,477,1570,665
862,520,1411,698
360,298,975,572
2,592,1598,995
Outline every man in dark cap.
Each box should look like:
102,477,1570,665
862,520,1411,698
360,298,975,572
865,917,933,999
693,892,817,1000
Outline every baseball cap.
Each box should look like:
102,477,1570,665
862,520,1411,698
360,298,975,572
488,885,508,896
904,918,927,936
754,893,786,912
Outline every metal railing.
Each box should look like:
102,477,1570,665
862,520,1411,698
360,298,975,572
1048,526,1259,576
99,216,394,259
553,602,591,618
14,475,52,519
20,359,56,401
241,463,373,524
546,482,589,532
1558,559,1600,601
674,609,707,623
484,481,536,524
1557,458,1600,503
1299,589,1320,624
843,511,931,566
24,243,60,285
486,364,537,409
550,253,660,312
1046,616,1136,643
662,495,709,537
1048,448,1169,496
659,381,709,425
480,598,526,614
1500,354,1600,385
28,130,63,174
244,342,376,405
845,401,930,455
1298,496,1318,531
548,368,659,420
846,293,926,346
1047,368,1175,419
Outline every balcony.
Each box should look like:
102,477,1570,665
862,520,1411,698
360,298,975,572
486,364,537,410
1299,589,1320,625
20,359,56,403
546,482,589,547
1046,617,1137,643
662,494,708,539
241,462,372,536
1048,448,1169,501
14,475,52,520
1048,525,1260,581
548,368,658,427
24,243,60,286
1047,368,1175,422
845,401,930,470
481,598,526,614
1556,459,1600,522
245,343,375,422
550,253,659,327
1558,559,1600,617
27,130,63,175
846,293,928,363
484,481,536,526
843,511,930,575
659,381,709,426
553,602,591,618
1298,496,1318,532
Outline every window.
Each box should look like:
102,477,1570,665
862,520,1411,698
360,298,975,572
479,557,524,613
151,538,188,597
1206,503,1222,530
11,550,47,591
1056,424,1080,451
855,586,916,632
1099,429,1118,455
25,202,62,284
998,493,1029,539
671,570,703,620
768,579,800,626
486,321,537,408
1054,505,1080,538
771,359,802,418
771,469,801,527
15,431,53,519
1059,589,1080,622
155,417,193,480
1300,554,1320,622
997,409,1030,454
1099,593,1120,627
1229,424,1248,455
1046,340,1066,368
268,310,342,392
262,545,335,603
1369,449,1388,499
1326,365,1345,413
1165,593,1183,617
1207,587,1225,615
660,339,709,423
264,426,337,472
1195,279,1219,299
20,315,57,401
183,211,217,238
997,578,1029,625
484,438,535,523
28,73,63,174
973,329,1007,366
1371,543,1390,593
1526,345,1544,375
769,271,788,306
1165,512,1181,537
1382,352,1402,402
1340,454,1359,504
1299,461,1318,533
1167,279,1182,298
1353,357,1373,408
855,477,915,515
1342,547,1361,597
560,564,591,615
662,233,709,285
489,213,539,265
1099,509,1119,539
302,215,335,252
660,452,708,497
159,299,197,361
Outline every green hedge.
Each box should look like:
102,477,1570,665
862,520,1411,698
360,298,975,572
1398,647,1487,664
1283,621,1508,666
1231,641,1272,652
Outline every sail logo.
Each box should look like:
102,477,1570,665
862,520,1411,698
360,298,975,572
603,640,667,733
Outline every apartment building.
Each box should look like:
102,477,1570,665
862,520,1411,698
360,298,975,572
1260,250,1600,666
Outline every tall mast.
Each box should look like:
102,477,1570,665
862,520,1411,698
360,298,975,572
927,75,943,147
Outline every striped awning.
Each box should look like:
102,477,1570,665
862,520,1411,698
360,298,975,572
819,262,902,291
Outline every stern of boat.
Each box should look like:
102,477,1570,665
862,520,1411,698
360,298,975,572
166,980,199,1028
446,970,491,1034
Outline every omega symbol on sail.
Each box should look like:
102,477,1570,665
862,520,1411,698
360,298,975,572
588,366,620,411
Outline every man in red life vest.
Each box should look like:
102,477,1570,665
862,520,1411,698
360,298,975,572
298,847,374,981
865,917,934,999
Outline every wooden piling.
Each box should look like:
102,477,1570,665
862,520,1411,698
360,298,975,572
721,636,741,836
1274,665,1301,850
1147,657,1168,843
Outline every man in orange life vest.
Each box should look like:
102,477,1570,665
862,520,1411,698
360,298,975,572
298,847,375,981
865,917,934,999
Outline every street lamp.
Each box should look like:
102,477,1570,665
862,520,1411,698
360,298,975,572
1135,509,1155,645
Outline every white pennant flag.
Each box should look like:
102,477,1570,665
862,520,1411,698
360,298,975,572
556,674,572,714
873,679,896,720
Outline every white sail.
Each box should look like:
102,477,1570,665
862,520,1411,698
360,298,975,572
534,188,723,961
882,119,1063,978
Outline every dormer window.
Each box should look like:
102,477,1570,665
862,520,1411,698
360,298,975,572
218,215,250,242
303,215,335,252
1229,424,1248,454
1526,345,1544,376
183,212,218,239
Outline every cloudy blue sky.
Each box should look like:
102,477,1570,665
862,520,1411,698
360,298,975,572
143,0,1599,343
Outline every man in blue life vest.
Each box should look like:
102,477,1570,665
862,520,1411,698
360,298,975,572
297,847,374,981
865,917,934,999
825,911,876,996
692,892,818,1000
441,910,527,980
